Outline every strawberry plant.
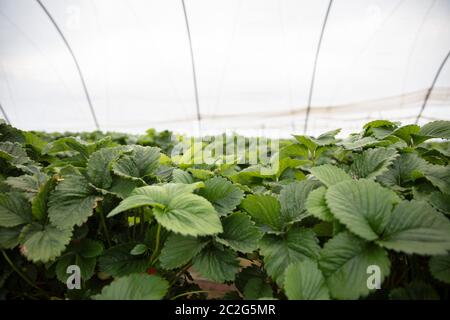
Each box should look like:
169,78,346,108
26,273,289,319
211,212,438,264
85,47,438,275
0,119,449,300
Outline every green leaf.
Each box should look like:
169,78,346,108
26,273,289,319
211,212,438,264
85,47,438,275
389,282,439,300
309,164,352,187
279,180,321,223
0,192,32,227
0,142,40,173
422,164,450,194
284,259,330,300
391,124,421,144
319,231,390,300
243,278,273,300
171,169,194,184
107,183,204,218
376,200,450,255
305,186,334,222
293,129,340,151
428,192,450,215
93,273,169,300
19,223,72,263
48,174,102,229
159,234,207,270
240,195,282,232
77,239,104,258
377,153,429,189
99,243,148,277
56,254,97,283
112,145,160,181
339,137,378,150
192,245,240,283
31,176,57,222
87,147,123,189
259,227,320,286
350,147,398,179
429,254,450,284
153,193,222,237
0,226,22,249
419,120,450,139
5,172,48,198
197,177,244,215
326,179,398,241
130,244,148,255
216,212,262,253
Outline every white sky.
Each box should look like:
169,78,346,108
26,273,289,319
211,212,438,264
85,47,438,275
1,0,449,137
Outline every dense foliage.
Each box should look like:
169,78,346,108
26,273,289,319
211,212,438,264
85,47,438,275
0,120,449,300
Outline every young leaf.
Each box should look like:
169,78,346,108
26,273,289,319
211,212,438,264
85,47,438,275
319,231,390,300
284,259,330,300
309,164,352,187
93,273,169,300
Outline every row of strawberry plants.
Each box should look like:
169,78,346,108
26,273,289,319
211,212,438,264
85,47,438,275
0,120,449,299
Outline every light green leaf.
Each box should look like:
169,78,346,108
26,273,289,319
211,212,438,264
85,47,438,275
192,246,239,283
240,195,282,232
93,273,169,300
422,164,450,194
284,259,330,300
159,234,207,270
419,120,450,139
309,164,352,187
48,174,102,229
305,186,334,222
429,254,450,284
350,147,398,179
112,145,160,181
339,137,378,150
319,231,390,300
153,193,223,237
326,179,397,241
279,180,321,223
259,227,320,286
130,244,148,255
392,124,421,144
197,177,244,215
171,169,194,184
19,223,72,263
0,192,32,227
216,212,262,253
376,200,450,255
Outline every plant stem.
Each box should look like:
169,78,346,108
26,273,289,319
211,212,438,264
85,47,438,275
1,250,41,291
149,224,161,265
170,290,208,300
98,207,112,248
170,262,192,286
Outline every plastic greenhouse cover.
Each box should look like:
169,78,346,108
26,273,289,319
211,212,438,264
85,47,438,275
0,0,449,138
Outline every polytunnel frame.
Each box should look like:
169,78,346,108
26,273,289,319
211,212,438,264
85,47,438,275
35,0,100,130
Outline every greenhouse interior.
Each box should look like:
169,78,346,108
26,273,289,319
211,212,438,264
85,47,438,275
0,0,450,304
